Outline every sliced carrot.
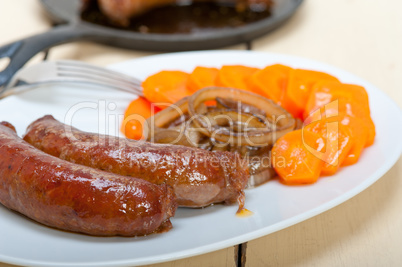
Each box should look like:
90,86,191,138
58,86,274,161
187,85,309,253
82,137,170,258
304,121,353,175
216,65,260,91
142,70,191,107
281,95,305,120
362,116,376,147
304,81,370,119
305,96,375,147
307,111,368,166
121,97,161,140
272,129,325,185
187,66,219,92
323,98,375,147
337,114,368,165
286,69,339,111
244,64,304,118
246,64,293,103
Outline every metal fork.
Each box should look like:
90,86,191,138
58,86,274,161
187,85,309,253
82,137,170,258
0,60,144,98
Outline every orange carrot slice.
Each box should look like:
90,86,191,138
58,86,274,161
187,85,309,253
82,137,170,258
281,95,305,120
304,81,370,119
324,99,375,147
187,66,219,92
286,69,339,110
305,96,375,148
121,97,161,140
246,64,293,103
362,116,376,147
337,114,368,166
142,70,191,107
306,111,368,166
245,64,304,118
272,129,325,185
216,65,260,91
304,120,353,175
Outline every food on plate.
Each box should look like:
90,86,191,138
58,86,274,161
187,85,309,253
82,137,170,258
304,81,375,147
187,66,219,92
145,87,296,187
286,69,339,113
272,129,325,185
322,113,368,166
0,122,176,237
246,64,292,104
186,87,295,146
304,81,376,165
124,63,375,185
304,121,353,176
94,0,274,26
121,97,161,140
303,81,370,119
215,65,260,91
24,115,249,210
142,70,191,107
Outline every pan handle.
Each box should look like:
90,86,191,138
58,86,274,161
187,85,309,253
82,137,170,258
0,24,92,87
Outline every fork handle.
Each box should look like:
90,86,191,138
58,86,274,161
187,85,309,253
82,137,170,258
0,23,93,88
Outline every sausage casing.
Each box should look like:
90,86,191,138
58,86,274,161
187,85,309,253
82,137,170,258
24,115,250,209
0,121,176,237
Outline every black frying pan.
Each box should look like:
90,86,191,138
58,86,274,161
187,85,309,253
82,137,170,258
0,0,303,87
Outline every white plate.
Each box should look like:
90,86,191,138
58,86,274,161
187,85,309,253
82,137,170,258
0,51,401,267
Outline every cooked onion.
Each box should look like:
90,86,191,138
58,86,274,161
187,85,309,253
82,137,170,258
216,97,266,116
145,97,206,147
188,87,296,146
145,97,189,146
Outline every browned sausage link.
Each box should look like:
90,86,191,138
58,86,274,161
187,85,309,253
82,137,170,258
0,122,176,237
23,115,249,210
96,0,273,26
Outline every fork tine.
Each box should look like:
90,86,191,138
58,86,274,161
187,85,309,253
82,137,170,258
64,76,140,94
57,66,142,90
57,72,143,95
56,63,143,95
1,60,146,98
74,80,142,94
58,60,143,86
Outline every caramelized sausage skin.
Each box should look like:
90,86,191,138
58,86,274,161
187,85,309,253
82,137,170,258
96,0,271,26
0,122,176,237
24,115,249,209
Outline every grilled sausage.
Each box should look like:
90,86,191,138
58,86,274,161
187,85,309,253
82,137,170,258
96,0,273,26
0,121,176,237
23,115,249,210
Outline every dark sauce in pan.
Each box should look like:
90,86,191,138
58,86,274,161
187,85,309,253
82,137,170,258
81,1,272,34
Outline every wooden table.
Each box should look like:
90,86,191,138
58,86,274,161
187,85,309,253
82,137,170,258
1,1,401,266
